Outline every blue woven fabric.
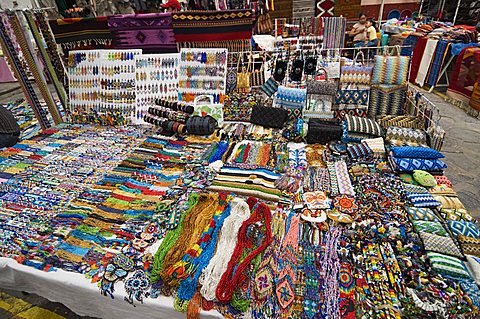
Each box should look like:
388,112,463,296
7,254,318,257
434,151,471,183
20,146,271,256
391,146,444,159
391,156,447,172
427,40,450,87
448,220,480,239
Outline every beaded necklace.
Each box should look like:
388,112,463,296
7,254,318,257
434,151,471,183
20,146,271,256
216,197,272,304
320,226,342,318
170,193,232,300
160,193,218,290
199,198,251,301
150,193,199,284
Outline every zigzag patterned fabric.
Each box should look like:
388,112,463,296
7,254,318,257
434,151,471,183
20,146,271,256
459,235,480,257
448,220,480,239
340,65,373,85
404,184,440,207
427,252,472,279
368,84,406,118
391,156,448,172
420,232,463,257
386,126,428,146
376,115,424,129
372,55,410,86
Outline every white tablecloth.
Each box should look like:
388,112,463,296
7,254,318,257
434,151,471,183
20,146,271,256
0,257,223,319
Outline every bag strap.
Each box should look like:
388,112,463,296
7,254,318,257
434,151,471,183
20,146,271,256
194,94,214,107
236,52,242,71
353,51,365,65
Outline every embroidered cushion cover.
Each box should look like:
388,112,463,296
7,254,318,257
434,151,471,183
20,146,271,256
391,156,448,172
390,146,444,159
413,220,447,235
407,207,439,222
440,208,475,222
413,220,447,236
419,231,463,258
458,235,480,257
427,252,471,279
386,126,427,146
344,115,382,136
413,170,437,187
447,220,480,239
433,195,466,210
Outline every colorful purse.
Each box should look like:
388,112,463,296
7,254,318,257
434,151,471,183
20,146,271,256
226,66,237,93
368,84,406,118
275,86,307,120
236,55,251,90
223,92,256,122
261,77,279,97
250,53,266,87
192,95,224,127
340,51,373,86
372,47,410,86
306,67,338,96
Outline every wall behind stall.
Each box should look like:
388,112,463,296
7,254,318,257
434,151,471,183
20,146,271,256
0,0,35,9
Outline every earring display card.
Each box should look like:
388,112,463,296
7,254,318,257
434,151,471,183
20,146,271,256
134,53,180,124
68,49,142,124
178,48,228,106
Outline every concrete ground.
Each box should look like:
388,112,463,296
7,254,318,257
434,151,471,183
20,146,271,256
0,82,478,318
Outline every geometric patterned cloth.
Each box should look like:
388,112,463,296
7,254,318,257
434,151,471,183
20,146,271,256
459,280,480,308
385,126,427,146
420,231,463,258
447,221,480,239
407,207,440,222
440,208,475,222
344,114,382,136
107,13,176,53
413,220,447,236
391,156,448,172
458,235,480,257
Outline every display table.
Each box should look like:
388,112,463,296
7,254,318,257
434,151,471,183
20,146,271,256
0,258,222,319
0,57,15,83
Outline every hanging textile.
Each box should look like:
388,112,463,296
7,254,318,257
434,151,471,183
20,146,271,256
415,39,438,87
172,10,253,51
315,0,335,17
322,17,346,49
34,12,66,84
24,11,67,111
108,13,176,53
0,13,51,130
409,37,428,83
426,40,450,87
447,47,480,103
49,16,113,54
10,12,63,124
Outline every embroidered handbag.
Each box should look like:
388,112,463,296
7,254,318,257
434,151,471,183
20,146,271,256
275,86,307,120
372,47,410,86
306,67,338,95
250,105,288,128
261,77,279,97
223,92,256,122
236,55,251,90
226,66,237,93
340,51,373,86
368,84,406,118
304,94,334,120
304,57,317,75
335,87,370,107
250,54,266,87
192,95,224,127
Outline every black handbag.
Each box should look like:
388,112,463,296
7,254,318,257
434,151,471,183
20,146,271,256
250,105,288,128
186,116,217,135
306,119,343,144
273,60,287,82
290,58,304,82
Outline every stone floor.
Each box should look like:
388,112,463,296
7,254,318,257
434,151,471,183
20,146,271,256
0,82,478,318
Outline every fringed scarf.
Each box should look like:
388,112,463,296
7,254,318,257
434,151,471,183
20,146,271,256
49,16,113,54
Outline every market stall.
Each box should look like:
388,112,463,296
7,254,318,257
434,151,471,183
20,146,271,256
0,8,479,319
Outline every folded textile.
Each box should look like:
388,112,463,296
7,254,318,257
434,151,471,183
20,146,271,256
420,232,463,258
404,184,441,207
390,146,444,159
390,156,447,172
427,252,472,279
